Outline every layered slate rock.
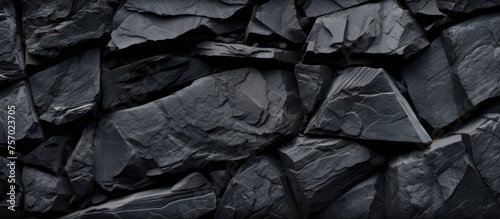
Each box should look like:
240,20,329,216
245,0,306,44
23,166,74,212
305,67,432,144
102,55,211,110
0,81,44,144
302,0,370,18
94,68,303,191
405,0,450,33
61,172,216,219
0,156,23,217
303,0,429,64
313,173,385,219
21,0,113,58
22,136,76,175
0,0,25,82
294,64,334,116
436,0,500,14
29,48,101,125
385,135,500,218
277,136,386,217
215,156,300,219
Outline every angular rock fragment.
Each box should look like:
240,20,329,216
0,81,44,144
21,0,113,58
303,0,429,64
29,48,101,125
436,0,500,14
102,55,211,110
215,156,300,219
23,166,74,212
405,0,450,34
94,68,303,191
61,172,216,219
0,0,25,82
278,136,386,216
208,169,233,198
302,0,370,18
22,136,76,175
305,67,432,144
385,135,500,218
0,156,23,217
294,64,334,116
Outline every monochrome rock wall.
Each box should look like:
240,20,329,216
1,0,500,218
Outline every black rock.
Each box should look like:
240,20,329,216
0,0,25,82
294,64,334,116
29,48,101,125
0,156,23,218
94,68,303,191
215,156,300,219
0,81,44,144
436,0,500,14
23,166,74,213
302,0,370,18
385,135,500,218
305,67,432,144
208,169,233,198
21,0,113,59
102,55,211,110
22,136,76,175
405,0,450,34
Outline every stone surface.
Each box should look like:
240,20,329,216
302,0,370,18
303,0,429,64
294,64,334,116
0,81,44,144
61,172,216,219
23,166,74,212
21,0,113,58
0,0,25,82
305,67,432,144
102,55,211,110
278,136,386,216
29,47,101,125
94,68,303,191
22,136,76,175
215,156,300,219
436,0,500,13
385,135,500,218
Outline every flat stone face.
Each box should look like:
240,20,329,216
29,48,101,125
0,0,25,82
294,64,334,116
21,0,113,58
101,55,211,110
436,0,500,13
22,136,76,175
302,0,370,18
0,81,44,144
385,135,500,218
305,67,432,144
277,136,386,216
215,156,300,219
94,68,303,191
61,172,217,219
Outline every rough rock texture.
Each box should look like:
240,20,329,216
302,0,370,18
22,136,76,174
0,81,44,144
29,48,101,125
385,135,500,218
436,0,500,13
21,0,113,58
304,0,429,64
278,136,386,216
94,68,303,191
23,166,74,212
306,67,432,144
0,0,25,82
405,0,450,33
215,156,300,219
294,64,334,116
102,55,211,110
61,172,216,219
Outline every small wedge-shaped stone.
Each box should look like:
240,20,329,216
302,0,370,18
29,48,101,125
306,67,432,144
436,0,500,13
22,136,76,175
94,68,303,191
0,81,44,144
0,0,25,82
295,64,334,116
61,172,216,219
278,136,386,217
386,135,500,218
102,55,211,110
215,156,300,219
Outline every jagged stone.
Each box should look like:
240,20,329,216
385,135,500,218
29,48,101,125
303,0,429,64
277,136,386,217
436,0,500,13
405,0,450,34
305,67,432,144
23,166,74,213
0,81,44,144
313,173,386,219
60,172,216,219
208,169,233,198
0,0,25,82
0,156,23,218
22,136,76,175
21,0,113,58
215,156,300,219
94,68,303,191
302,0,370,18
294,64,334,116
102,55,211,110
